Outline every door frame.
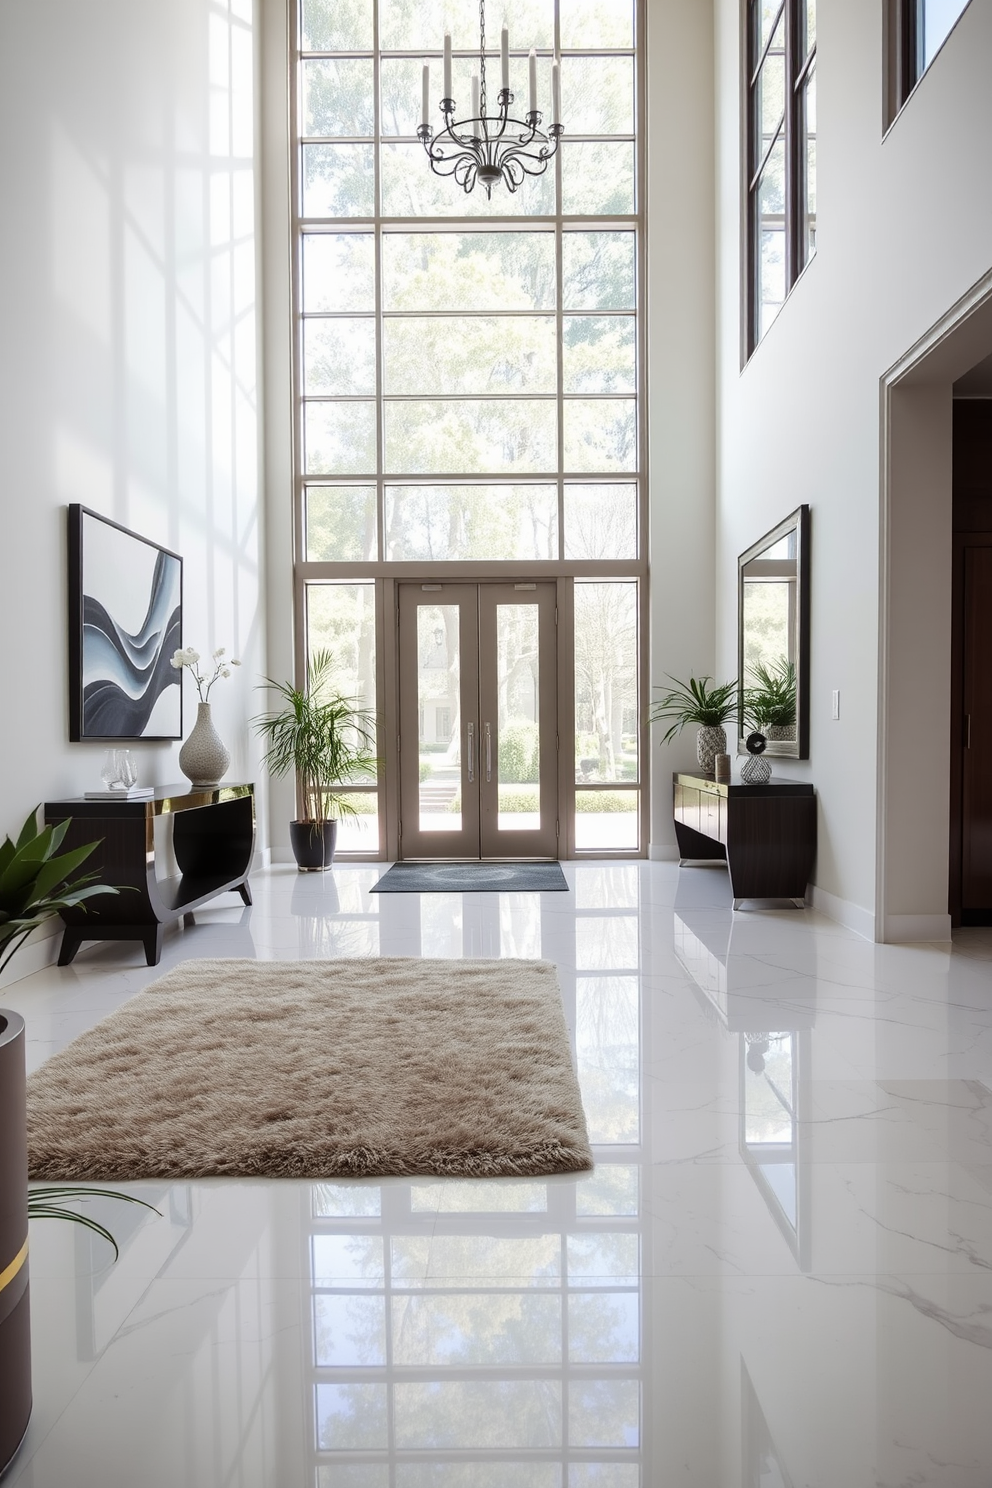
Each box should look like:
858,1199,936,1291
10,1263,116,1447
393,579,565,861
949,530,992,924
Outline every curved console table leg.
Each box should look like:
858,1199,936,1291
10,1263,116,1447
45,785,256,967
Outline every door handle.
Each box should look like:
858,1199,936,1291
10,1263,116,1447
484,722,492,783
965,714,972,749
467,722,475,782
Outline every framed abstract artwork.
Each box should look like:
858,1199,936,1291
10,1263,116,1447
68,505,183,741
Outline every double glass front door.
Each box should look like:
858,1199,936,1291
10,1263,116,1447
398,582,558,859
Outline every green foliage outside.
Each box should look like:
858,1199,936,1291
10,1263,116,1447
448,787,636,813
498,721,539,783
575,791,638,813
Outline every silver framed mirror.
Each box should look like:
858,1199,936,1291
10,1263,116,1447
737,505,810,759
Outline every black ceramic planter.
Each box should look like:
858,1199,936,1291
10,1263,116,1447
0,1011,31,1476
290,819,338,872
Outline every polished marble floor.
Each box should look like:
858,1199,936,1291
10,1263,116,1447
3,860,992,1487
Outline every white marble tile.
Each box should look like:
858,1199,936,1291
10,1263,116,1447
4,861,992,1486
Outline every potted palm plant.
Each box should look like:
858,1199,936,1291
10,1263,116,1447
254,649,378,871
745,658,797,741
649,674,739,774
0,810,155,1476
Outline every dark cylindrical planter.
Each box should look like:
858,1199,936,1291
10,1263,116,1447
0,1011,31,1476
289,819,337,872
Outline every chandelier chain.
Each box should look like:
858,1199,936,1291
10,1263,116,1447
478,0,487,116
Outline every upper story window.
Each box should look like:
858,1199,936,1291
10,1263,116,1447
889,0,972,119
745,0,816,358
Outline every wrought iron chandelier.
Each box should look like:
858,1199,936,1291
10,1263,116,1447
417,0,563,198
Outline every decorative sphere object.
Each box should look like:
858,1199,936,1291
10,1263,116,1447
745,732,767,755
740,753,772,784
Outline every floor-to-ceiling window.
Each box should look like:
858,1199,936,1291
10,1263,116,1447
292,0,646,857
745,0,816,355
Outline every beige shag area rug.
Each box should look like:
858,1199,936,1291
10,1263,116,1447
26,958,592,1182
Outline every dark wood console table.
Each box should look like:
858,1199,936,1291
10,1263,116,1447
673,772,816,909
44,783,255,966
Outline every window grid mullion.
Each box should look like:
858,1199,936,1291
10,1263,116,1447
372,0,385,561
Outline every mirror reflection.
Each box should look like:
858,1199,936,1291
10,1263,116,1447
740,1030,809,1270
738,505,810,758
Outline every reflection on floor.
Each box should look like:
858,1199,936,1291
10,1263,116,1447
4,861,992,1486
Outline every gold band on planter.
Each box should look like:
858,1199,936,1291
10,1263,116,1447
0,1238,28,1295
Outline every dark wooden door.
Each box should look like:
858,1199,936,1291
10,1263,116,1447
962,546,992,910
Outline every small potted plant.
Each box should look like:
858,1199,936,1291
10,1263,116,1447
254,649,378,871
649,674,738,774
745,658,797,741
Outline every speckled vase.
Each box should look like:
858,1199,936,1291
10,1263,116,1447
178,702,230,788
696,726,727,774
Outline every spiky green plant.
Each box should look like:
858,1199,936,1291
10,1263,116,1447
254,649,379,825
27,1187,160,1259
0,810,120,979
648,675,739,742
745,658,797,729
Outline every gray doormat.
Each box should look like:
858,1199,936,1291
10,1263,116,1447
370,862,570,893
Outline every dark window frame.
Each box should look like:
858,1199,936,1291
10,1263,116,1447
886,0,973,128
744,0,816,360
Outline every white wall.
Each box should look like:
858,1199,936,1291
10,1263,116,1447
0,0,265,976
714,0,992,935
646,0,718,858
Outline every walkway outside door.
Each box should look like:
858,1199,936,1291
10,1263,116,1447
397,582,558,859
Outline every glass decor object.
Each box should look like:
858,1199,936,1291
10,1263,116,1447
417,0,563,198
100,749,138,791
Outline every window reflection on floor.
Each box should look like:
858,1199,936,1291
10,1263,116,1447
307,1174,642,1482
307,878,644,1485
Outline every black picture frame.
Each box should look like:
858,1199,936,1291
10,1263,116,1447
68,505,183,741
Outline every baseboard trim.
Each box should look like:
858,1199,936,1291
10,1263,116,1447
881,912,953,943
809,884,875,942
0,925,61,988
648,844,680,861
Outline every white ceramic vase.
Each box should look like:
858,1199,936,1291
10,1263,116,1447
179,702,230,788
696,725,727,774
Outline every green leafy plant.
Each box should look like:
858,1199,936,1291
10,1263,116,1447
27,1187,160,1260
254,649,378,825
0,811,120,979
745,658,797,729
498,721,539,784
648,675,738,742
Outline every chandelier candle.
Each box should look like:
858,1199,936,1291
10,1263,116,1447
418,0,563,199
